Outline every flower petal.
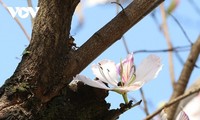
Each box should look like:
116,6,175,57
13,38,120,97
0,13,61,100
133,55,163,84
91,59,118,86
180,93,200,120
116,54,134,83
176,111,190,120
73,75,111,90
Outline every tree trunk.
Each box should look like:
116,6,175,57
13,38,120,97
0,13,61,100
0,0,163,119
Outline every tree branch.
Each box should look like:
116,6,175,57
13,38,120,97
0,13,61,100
144,86,200,120
41,0,164,103
160,3,176,88
133,45,191,54
105,100,142,120
166,35,200,119
27,0,34,27
0,0,31,41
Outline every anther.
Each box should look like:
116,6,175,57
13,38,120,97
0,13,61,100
117,82,124,86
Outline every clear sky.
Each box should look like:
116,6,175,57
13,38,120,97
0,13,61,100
0,0,200,119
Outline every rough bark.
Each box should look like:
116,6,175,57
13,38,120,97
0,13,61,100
0,0,163,119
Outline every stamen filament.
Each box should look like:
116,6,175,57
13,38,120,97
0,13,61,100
128,65,136,85
128,73,136,85
98,64,114,85
106,69,118,85
120,59,124,86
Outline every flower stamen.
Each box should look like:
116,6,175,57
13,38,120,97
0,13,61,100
97,63,114,85
106,69,114,82
117,81,124,86
120,60,124,82
128,65,136,85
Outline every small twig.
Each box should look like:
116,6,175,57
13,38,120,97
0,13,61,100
154,8,197,68
0,0,31,41
160,3,176,88
27,0,33,8
140,89,149,115
105,100,142,120
111,1,124,11
128,95,148,114
133,45,191,54
134,45,190,53
131,100,142,108
120,100,142,111
169,13,193,45
151,8,187,70
144,87,200,120
27,0,34,27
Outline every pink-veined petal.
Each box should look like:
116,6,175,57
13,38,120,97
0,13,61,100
116,54,134,83
176,111,190,120
133,55,163,84
91,59,118,86
73,75,111,90
181,93,200,120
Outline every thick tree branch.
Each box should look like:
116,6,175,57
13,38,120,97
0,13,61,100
45,0,164,103
166,35,200,119
0,0,80,118
74,0,164,71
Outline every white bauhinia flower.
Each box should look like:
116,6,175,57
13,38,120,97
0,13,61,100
73,54,163,103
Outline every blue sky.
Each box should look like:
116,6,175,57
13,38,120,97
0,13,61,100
0,0,200,119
